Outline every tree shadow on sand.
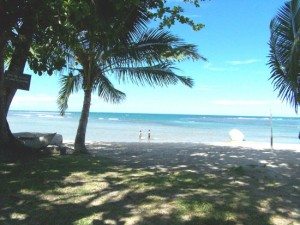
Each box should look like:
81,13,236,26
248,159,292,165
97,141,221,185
0,142,299,224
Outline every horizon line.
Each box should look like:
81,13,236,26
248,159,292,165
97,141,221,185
8,109,299,118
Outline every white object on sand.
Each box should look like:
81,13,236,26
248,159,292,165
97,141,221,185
229,129,245,141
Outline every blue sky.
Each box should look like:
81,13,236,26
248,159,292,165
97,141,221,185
10,0,299,117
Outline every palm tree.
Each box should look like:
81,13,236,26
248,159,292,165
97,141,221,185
58,27,204,153
268,0,300,112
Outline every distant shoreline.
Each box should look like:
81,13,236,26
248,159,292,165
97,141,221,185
8,111,300,144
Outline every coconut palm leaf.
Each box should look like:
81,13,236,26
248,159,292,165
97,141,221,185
103,29,204,68
128,29,204,61
57,74,82,115
268,0,300,112
93,69,126,104
114,62,193,87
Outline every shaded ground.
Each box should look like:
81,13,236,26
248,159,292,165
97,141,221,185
0,142,299,225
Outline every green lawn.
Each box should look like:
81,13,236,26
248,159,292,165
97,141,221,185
0,153,298,225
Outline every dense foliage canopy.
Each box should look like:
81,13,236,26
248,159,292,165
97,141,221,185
0,0,207,155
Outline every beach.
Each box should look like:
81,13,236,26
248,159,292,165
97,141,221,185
6,111,300,223
1,140,299,224
3,125,300,224
2,0,300,223
206,141,299,151
79,141,300,173
57,141,299,224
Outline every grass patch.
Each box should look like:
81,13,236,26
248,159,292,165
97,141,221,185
228,166,245,176
0,154,297,225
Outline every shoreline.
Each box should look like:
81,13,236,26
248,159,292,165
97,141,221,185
64,140,299,152
63,140,300,152
9,111,300,145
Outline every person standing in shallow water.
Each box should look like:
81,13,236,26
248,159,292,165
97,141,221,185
139,130,142,141
148,129,151,141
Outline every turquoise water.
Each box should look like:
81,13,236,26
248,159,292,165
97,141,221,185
7,110,300,144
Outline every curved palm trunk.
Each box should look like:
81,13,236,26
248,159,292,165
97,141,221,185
74,89,92,154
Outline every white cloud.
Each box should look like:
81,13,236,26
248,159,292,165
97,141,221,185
203,63,239,72
204,63,227,72
12,94,56,104
213,100,281,106
10,94,58,111
227,59,259,66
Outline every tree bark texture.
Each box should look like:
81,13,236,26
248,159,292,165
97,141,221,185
0,15,35,157
74,89,92,153
5,15,34,114
0,36,8,154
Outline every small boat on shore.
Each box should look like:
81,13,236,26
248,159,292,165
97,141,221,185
13,132,56,150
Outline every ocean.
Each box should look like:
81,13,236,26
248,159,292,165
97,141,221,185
7,110,300,144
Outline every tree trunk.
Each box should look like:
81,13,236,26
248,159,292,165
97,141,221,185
0,36,8,155
5,15,34,113
0,15,35,157
74,89,92,154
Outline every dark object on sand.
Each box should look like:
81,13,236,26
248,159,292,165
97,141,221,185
13,132,56,150
59,146,67,155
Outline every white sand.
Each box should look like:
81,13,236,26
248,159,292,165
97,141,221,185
65,140,300,181
206,141,299,151
82,141,300,188
78,141,300,175
63,141,300,223
78,140,299,151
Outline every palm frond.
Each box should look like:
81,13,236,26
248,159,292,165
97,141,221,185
102,28,204,72
57,74,82,115
268,0,300,112
129,29,205,61
162,43,206,61
94,69,126,104
58,4,202,116
114,62,193,88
